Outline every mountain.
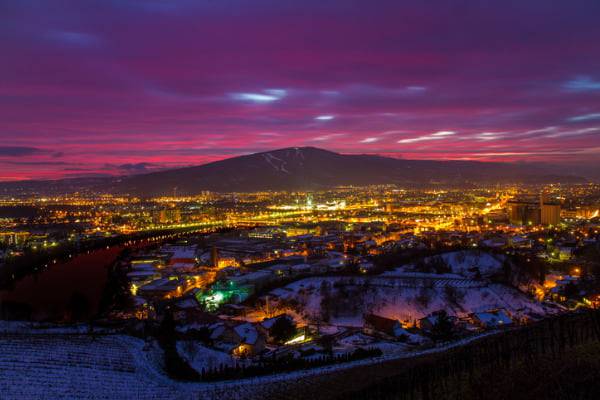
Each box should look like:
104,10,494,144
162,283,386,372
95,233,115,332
109,147,583,196
0,147,586,197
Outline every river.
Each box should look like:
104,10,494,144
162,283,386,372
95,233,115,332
0,246,123,321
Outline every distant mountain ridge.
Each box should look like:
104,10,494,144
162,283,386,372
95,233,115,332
0,147,586,196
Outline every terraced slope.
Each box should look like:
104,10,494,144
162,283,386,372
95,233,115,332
0,334,182,399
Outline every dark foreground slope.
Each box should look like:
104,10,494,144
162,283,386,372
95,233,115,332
338,310,600,400
342,342,600,400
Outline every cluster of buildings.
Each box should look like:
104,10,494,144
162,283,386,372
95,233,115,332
127,233,361,316
119,216,600,365
508,193,561,226
365,308,514,340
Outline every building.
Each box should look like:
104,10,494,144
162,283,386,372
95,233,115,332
137,277,183,299
0,231,29,246
210,246,219,268
540,193,560,226
509,236,533,249
470,309,512,329
152,208,181,224
248,227,285,239
364,313,409,338
210,323,243,351
258,314,296,343
198,281,253,310
418,311,458,332
232,323,266,356
227,270,274,291
508,201,540,226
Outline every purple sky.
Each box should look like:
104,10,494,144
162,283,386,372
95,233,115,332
1,0,600,181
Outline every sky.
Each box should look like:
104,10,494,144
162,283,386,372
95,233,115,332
1,0,600,181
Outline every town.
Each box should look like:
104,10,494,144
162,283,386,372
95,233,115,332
3,1,600,398
2,183,599,383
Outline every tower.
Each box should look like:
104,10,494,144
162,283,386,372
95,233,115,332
210,246,219,268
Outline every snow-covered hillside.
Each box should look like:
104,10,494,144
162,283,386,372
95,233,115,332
270,274,554,327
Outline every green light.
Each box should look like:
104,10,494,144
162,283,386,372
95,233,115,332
213,292,224,302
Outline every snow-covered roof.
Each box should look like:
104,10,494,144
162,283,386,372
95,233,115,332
481,238,505,248
229,270,273,284
234,323,260,345
291,263,312,271
175,298,200,309
162,245,197,259
473,310,512,327
209,323,227,340
260,314,292,330
138,278,179,292
131,263,158,272
169,262,196,270
270,287,293,298
127,270,158,278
